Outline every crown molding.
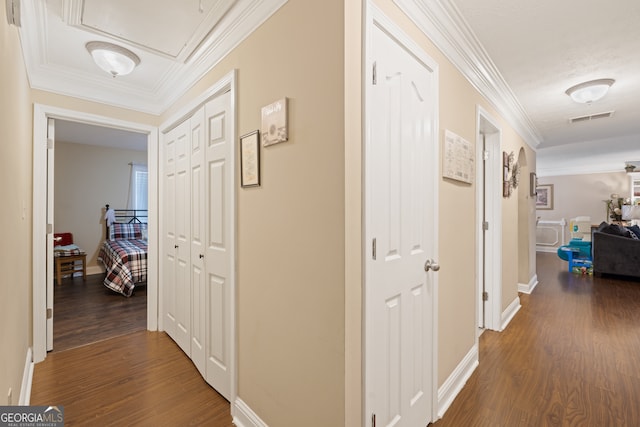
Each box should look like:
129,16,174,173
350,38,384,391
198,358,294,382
393,0,541,149
18,0,288,115
156,0,289,112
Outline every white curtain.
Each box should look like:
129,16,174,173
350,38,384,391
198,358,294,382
127,163,148,214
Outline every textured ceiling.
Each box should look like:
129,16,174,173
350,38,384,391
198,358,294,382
453,0,640,149
451,0,640,175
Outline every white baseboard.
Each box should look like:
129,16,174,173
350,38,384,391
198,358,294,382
437,345,479,419
501,296,521,330
20,348,33,406
518,274,539,294
536,246,558,253
233,398,268,427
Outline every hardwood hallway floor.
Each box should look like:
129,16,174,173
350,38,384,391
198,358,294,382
433,252,640,426
32,253,640,426
53,273,146,352
31,331,233,426
34,274,233,425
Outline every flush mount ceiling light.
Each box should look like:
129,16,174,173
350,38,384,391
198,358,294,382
565,78,615,104
86,41,140,77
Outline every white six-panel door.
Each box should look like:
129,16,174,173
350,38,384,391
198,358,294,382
366,11,439,427
204,92,232,400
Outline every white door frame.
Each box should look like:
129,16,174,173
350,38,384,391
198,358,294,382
158,70,237,415
364,3,439,423
475,106,503,333
32,104,159,363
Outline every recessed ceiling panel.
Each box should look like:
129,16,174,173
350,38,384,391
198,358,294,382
74,0,235,60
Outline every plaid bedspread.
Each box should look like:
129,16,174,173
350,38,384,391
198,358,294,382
98,239,147,297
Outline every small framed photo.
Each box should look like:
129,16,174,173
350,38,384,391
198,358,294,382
240,130,260,188
261,98,288,146
536,183,553,210
530,172,537,197
502,152,510,197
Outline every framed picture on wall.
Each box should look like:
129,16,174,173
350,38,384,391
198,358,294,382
240,130,260,188
261,98,288,147
536,183,553,210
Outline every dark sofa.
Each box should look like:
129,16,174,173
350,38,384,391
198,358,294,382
592,222,640,278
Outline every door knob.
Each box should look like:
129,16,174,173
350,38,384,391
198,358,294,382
424,259,440,272
199,254,204,259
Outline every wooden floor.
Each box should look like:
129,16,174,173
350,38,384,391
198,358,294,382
433,252,640,427
32,253,640,426
53,273,146,352
31,331,233,426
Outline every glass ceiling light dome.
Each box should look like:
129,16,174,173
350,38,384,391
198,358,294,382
86,41,140,77
565,78,615,104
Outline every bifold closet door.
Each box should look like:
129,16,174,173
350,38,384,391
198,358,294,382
162,91,233,402
163,119,192,355
203,92,232,400
190,107,207,377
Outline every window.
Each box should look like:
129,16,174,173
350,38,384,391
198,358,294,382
128,163,148,218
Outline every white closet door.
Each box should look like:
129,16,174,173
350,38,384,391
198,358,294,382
163,120,192,354
204,92,233,400
174,121,192,356
162,124,179,340
190,108,207,376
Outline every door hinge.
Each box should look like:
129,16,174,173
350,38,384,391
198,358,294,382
482,221,489,231
372,238,377,260
47,139,54,150
483,291,489,301
372,413,376,427
372,61,377,85
47,223,53,234
46,308,52,319
483,150,489,161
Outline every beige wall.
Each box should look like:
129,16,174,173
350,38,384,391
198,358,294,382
374,0,534,386
54,141,147,269
537,171,629,241
31,90,160,128
163,1,346,426
0,11,33,404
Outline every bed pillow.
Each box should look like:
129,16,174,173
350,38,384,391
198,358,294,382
109,223,146,240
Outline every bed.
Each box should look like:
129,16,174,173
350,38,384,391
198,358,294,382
98,208,148,297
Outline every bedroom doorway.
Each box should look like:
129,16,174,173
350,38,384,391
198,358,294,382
33,104,159,363
51,119,149,352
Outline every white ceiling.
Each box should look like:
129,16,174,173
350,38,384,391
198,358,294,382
55,119,147,151
449,0,640,175
18,0,287,114
14,0,640,175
